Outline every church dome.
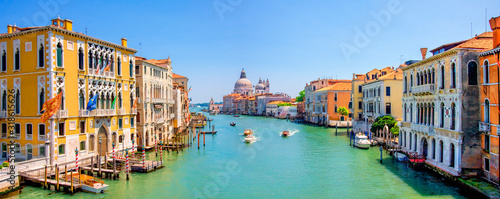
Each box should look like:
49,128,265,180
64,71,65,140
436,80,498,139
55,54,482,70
255,83,265,90
233,69,253,94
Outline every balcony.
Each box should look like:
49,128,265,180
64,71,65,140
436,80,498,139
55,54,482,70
131,109,137,114
38,134,46,141
118,109,126,115
168,99,175,104
153,98,167,103
0,111,6,118
411,123,436,136
56,110,68,118
79,110,90,117
26,134,32,140
479,122,490,132
410,84,435,95
103,71,114,78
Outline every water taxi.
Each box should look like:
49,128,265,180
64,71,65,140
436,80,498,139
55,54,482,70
354,133,370,149
282,131,289,137
243,129,253,136
244,135,256,143
62,172,109,194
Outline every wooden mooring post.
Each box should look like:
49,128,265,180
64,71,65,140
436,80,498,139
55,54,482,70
113,159,117,180
44,165,47,189
56,164,59,191
70,170,74,194
203,131,205,147
90,156,94,176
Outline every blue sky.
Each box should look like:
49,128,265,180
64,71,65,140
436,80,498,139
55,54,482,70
1,0,499,103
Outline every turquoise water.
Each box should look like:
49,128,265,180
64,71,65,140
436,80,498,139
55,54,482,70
7,109,467,198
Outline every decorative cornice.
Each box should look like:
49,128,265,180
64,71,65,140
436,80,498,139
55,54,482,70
0,26,137,53
478,47,500,57
403,49,458,71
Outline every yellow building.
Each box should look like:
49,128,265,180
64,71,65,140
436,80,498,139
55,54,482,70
0,17,137,165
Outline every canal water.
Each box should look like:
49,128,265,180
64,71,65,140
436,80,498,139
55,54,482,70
7,108,468,198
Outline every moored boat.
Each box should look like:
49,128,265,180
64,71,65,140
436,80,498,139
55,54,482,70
234,114,240,117
62,173,109,194
282,131,289,137
243,129,253,136
354,133,370,149
395,152,408,162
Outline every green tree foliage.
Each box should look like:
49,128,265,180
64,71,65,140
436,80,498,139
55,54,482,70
295,90,305,102
370,115,398,135
277,102,292,107
338,106,349,117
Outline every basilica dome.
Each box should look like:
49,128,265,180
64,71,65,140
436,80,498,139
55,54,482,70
233,69,254,95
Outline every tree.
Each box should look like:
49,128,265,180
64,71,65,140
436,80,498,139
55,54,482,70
277,102,292,107
370,115,398,135
295,90,305,102
338,106,349,118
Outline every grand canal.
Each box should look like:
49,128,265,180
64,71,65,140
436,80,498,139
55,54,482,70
8,108,468,198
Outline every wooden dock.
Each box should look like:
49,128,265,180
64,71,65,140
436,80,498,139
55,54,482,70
130,160,164,173
200,131,217,135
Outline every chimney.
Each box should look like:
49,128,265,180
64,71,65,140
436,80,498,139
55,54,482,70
420,48,428,60
64,19,73,31
490,16,500,48
7,25,13,34
121,38,127,47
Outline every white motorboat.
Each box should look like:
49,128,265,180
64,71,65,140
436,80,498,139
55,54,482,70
62,173,109,194
244,135,256,143
354,134,370,149
243,129,253,136
395,152,408,162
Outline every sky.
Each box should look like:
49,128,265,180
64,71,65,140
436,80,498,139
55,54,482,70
1,0,499,103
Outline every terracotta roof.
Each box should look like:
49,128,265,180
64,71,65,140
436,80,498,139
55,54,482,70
267,101,284,105
223,93,240,98
315,82,352,92
378,70,403,80
173,73,186,79
452,32,493,50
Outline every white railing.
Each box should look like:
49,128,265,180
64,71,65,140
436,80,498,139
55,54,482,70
26,134,32,140
38,134,46,141
153,98,167,103
79,110,90,117
0,111,6,118
411,123,436,135
411,84,435,94
56,110,68,118
88,68,95,75
479,122,490,132
118,109,126,115
131,109,137,114
168,99,175,104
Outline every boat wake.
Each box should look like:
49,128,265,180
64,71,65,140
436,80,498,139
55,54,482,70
243,136,259,143
281,130,299,137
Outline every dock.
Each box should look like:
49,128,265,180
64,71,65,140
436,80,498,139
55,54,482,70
130,160,164,173
200,131,217,135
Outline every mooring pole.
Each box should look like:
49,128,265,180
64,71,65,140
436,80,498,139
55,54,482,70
203,131,206,147
44,165,47,189
380,145,383,164
56,164,59,191
126,148,129,181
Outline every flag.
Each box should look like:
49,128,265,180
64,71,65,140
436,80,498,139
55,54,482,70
103,62,112,73
95,59,102,74
111,95,117,109
132,97,138,109
188,87,192,92
87,94,98,111
40,92,63,123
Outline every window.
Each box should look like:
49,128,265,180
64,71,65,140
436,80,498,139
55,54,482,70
386,103,391,114
119,135,123,144
385,87,390,96
451,63,456,88
451,103,456,130
144,66,147,74
56,42,63,67
80,121,85,134
485,135,490,151
39,124,45,139
439,140,444,163
15,123,20,138
1,143,6,159
484,60,490,84
118,118,123,129
88,51,93,69
58,144,65,155
117,57,122,75
468,61,477,85
39,88,45,113
358,86,362,93
485,99,490,123
358,101,362,109
78,47,84,70
58,122,65,136
130,60,133,77
432,139,436,159
485,158,490,171
26,124,32,139
450,144,455,168
1,50,6,71
130,93,134,109
15,90,20,114
440,103,445,128
334,105,338,113
27,144,32,160
1,91,5,111
15,143,20,154
131,117,135,127
39,145,45,157
440,65,445,89
1,123,6,138
14,48,20,70
89,135,95,151
80,141,86,151
38,44,44,68
334,93,337,101
79,91,85,110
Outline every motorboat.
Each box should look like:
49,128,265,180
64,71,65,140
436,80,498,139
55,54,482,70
230,122,236,126
395,152,408,162
243,129,253,136
62,173,108,194
282,131,289,137
354,133,370,149
244,135,256,143
234,114,240,117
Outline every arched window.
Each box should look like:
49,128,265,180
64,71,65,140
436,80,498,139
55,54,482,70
468,61,478,85
1,91,6,111
440,65,445,89
58,89,64,110
14,48,20,70
432,68,435,84
451,63,456,88
410,104,413,122
450,143,455,168
56,42,63,67
15,90,20,114
110,56,114,72
118,93,123,108
39,88,45,113
485,99,490,123
88,51,93,69
409,132,412,150
117,57,122,76
416,73,420,85
424,72,428,84
334,105,338,113
78,47,84,70
484,60,490,84
440,103,445,128
439,140,444,163
410,75,413,87
432,138,436,159
100,93,105,109
129,60,133,77
414,133,417,151
38,44,44,68
1,50,6,72
130,93,134,109
451,103,456,130
79,91,85,110
404,76,407,93
26,144,32,160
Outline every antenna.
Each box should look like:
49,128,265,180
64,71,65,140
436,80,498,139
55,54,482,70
139,43,142,56
85,27,87,35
